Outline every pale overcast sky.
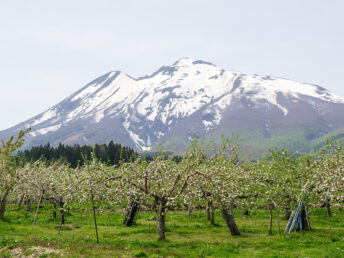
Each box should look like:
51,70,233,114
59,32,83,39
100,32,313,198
0,0,343,130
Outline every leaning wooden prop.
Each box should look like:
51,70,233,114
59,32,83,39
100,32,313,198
285,200,311,233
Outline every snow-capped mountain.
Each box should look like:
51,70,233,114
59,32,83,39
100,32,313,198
2,58,344,153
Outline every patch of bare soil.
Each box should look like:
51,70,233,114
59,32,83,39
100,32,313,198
8,246,66,257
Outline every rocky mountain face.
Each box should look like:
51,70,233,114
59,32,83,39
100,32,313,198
2,58,344,154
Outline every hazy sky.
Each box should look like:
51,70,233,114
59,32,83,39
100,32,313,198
1,0,343,130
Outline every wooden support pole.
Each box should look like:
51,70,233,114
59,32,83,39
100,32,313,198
276,206,281,236
91,191,99,243
32,194,43,228
326,205,332,237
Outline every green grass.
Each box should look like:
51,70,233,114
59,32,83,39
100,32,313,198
1,205,344,257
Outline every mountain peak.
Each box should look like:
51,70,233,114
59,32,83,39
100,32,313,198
108,71,135,80
2,59,344,153
173,57,193,66
173,57,215,67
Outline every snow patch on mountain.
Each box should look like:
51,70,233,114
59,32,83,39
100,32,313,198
30,124,61,136
31,108,57,126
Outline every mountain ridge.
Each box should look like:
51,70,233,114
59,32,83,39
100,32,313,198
1,57,344,154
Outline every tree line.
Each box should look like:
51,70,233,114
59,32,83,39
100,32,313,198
17,141,139,168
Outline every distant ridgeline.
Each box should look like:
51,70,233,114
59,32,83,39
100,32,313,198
17,141,140,168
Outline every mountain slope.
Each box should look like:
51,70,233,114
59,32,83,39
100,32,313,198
1,58,344,153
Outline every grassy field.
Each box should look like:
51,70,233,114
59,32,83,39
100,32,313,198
1,205,344,257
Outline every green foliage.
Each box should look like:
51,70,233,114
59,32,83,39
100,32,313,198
0,237,17,249
0,129,30,219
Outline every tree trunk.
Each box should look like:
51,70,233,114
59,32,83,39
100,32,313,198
157,200,167,240
17,195,24,207
206,201,215,225
269,206,273,235
326,202,331,217
206,203,211,221
284,208,291,220
57,199,65,225
210,207,215,225
52,201,57,219
220,208,240,236
60,208,65,225
284,196,291,220
0,192,9,219
301,206,311,231
188,204,193,217
26,199,32,212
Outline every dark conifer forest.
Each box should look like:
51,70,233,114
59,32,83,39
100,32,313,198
17,141,138,168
